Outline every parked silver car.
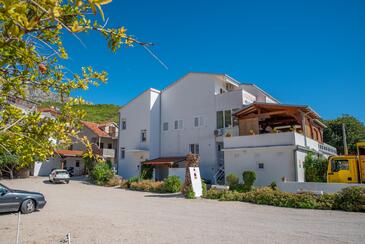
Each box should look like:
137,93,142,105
49,169,70,184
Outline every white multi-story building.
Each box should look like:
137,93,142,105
117,72,284,182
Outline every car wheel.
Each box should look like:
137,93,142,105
20,199,35,214
66,180,70,184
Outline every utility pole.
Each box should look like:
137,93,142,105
342,123,348,155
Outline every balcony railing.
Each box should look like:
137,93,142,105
102,148,115,158
319,143,337,155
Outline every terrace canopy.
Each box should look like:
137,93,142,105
233,102,325,143
142,157,186,167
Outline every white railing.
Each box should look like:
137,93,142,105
102,148,115,158
213,166,225,185
319,143,337,155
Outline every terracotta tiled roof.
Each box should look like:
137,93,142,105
38,107,60,116
82,121,111,138
142,157,186,166
55,149,84,157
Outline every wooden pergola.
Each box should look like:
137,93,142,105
233,102,326,143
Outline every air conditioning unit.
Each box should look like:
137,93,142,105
214,129,223,136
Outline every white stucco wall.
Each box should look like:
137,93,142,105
33,157,84,176
160,74,221,180
118,89,159,179
224,146,297,186
168,168,186,182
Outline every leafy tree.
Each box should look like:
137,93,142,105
303,152,328,182
324,115,365,155
0,153,19,179
0,0,136,168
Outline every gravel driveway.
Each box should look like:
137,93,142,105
0,177,364,244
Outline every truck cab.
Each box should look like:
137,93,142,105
327,156,359,183
327,142,365,184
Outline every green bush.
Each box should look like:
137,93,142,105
226,173,239,190
242,171,256,191
204,188,226,200
204,187,339,210
127,176,140,187
304,153,328,182
141,165,153,180
185,185,196,199
163,176,181,193
334,187,365,212
202,180,207,197
91,163,114,185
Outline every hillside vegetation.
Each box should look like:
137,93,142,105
40,102,120,123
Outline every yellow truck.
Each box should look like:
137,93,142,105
327,142,365,183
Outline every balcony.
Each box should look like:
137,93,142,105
223,132,337,156
214,126,239,142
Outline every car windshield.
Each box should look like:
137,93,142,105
56,170,68,174
331,159,349,172
0,185,9,195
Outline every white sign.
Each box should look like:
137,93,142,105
189,167,202,197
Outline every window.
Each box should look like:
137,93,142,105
224,110,232,128
100,142,104,149
76,160,80,167
258,163,264,169
189,144,199,155
217,111,224,129
331,159,349,172
121,119,126,130
194,117,199,127
194,116,204,128
121,147,125,159
141,129,147,142
108,143,112,149
217,110,233,129
163,122,168,131
217,144,222,151
174,120,183,130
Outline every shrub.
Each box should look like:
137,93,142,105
304,153,328,182
334,187,365,212
105,176,123,187
127,176,140,187
141,165,153,180
242,171,256,191
204,188,226,200
163,176,181,193
185,185,196,199
130,180,165,193
90,163,114,185
226,173,239,189
269,181,277,191
204,187,337,210
201,180,207,197
120,179,129,189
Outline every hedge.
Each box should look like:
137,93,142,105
204,186,365,212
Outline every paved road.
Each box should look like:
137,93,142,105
0,177,364,244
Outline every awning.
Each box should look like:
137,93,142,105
55,150,84,157
142,157,186,166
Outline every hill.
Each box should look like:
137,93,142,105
40,102,120,123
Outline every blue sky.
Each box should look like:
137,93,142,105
63,0,365,122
